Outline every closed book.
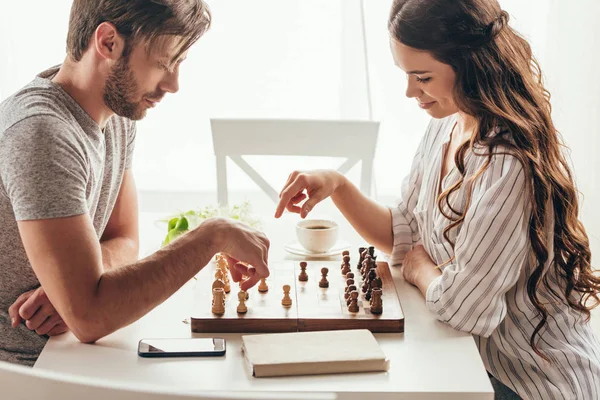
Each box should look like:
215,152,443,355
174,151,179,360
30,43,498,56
241,329,389,377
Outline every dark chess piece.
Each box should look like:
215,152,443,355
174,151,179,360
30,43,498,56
345,285,357,303
319,267,329,288
348,291,359,313
357,247,366,270
363,268,377,293
341,255,351,275
298,261,309,282
370,288,383,314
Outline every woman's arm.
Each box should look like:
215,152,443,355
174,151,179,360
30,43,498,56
425,153,530,337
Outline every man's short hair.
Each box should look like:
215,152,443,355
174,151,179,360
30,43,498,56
66,0,211,63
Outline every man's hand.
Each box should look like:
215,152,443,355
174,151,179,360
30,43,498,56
8,287,68,336
402,245,442,296
206,218,270,291
274,170,345,219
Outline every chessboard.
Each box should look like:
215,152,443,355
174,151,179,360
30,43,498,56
190,249,405,334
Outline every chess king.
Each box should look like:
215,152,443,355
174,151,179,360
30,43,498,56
0,0,271,367
275,0,600,398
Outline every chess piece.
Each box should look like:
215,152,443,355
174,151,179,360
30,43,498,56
363,268,377,293
357,247,366,270
342,250,350,257
345,278,355,291
345,272,355,280
361,254,373,278
211,288,225,315
258,277,269,292
345,284,357,303
370,288,383,314
341,255,351,275
281,284,293,307
236,290,248,314
368,246,375,257
319,267,329,288
298,261,309,282
238,281,249,300
348,290,359,313
212,279,225,291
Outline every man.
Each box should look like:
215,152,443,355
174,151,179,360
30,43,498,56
0,0,270,366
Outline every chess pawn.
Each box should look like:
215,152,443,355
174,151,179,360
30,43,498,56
211,288,225,315
238,281,249,300
341,254,350,268
341,255,351,275
319,267,329,288
345,272,355,280
298,261,309,282
236,291,248,314
258,277,269,292
345,278,355,292
281,284,293,307
348,290,359,313
370,288,383,314
342,250,350,257
345,284,357,303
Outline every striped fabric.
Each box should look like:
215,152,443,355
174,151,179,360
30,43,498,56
389,115,600,399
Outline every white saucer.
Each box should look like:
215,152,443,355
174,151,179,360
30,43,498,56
284,241,350,258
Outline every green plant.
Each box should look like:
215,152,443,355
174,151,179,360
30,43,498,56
160,201,262,246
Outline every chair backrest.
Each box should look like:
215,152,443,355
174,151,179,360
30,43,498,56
211,118,380,206
0,361,336,400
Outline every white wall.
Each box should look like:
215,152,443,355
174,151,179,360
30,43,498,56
540,0,600,262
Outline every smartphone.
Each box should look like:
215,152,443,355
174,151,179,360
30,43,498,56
137,338,226,358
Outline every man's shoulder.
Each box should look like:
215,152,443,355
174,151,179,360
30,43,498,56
0,78,73,135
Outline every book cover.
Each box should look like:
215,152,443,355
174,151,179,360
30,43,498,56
241,329,390,377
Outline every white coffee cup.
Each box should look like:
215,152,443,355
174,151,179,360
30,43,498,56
296,219,339,253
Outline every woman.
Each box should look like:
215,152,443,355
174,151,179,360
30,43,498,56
275,0,600,399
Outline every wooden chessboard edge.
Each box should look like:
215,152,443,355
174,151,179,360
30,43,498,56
191,318,298,333
298,318,404,333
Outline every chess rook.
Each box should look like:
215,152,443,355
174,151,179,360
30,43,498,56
370,288,383,314
211,288,225,315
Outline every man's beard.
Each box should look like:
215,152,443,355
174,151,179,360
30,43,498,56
103,57,146,121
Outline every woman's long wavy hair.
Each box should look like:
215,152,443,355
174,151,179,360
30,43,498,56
389,0,600,360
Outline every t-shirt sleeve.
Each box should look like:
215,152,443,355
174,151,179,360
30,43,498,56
0,116,89,221
125,121,136,169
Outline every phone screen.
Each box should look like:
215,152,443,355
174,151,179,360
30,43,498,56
138,338,226,357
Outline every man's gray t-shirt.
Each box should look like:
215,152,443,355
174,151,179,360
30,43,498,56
0,66,136,366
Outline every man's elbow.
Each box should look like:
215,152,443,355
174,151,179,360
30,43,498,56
66,310,111,344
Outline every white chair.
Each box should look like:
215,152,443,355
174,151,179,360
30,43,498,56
0,361,337,400
211,118,380,206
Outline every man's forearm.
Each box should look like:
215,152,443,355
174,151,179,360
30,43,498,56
74,222,217,343
331,174,394,254
101,236,139,270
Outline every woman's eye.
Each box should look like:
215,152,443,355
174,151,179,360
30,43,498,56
416,77,432,83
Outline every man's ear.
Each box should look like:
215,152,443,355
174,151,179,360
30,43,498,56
94,22,126,61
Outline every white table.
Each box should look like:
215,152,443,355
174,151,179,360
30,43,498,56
34,196,494,399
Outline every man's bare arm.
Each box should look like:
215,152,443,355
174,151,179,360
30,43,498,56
17,214,269,343
100,170,139,270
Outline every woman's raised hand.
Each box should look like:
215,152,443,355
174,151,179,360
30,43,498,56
274,170,344,219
